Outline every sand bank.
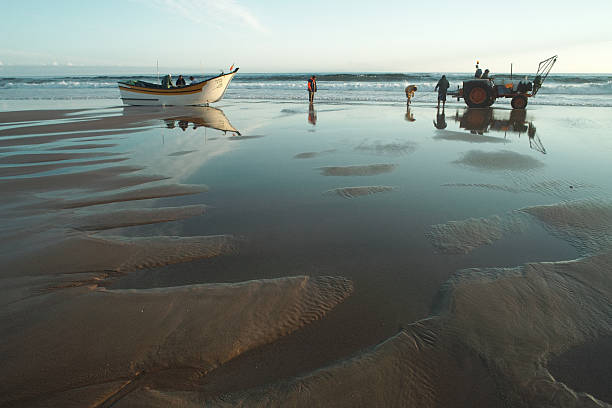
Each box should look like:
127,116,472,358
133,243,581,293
427,214,527,254
433,129,510,144
323,186,396,199
454,149,545,171
294,149,336,159
0,276,353,407
318,164,397,176
354,140,417,155
71,205,207,231
0,157,128,177
2,234,237,277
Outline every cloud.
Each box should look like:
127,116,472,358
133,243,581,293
143,0,268,33
0,61,3,66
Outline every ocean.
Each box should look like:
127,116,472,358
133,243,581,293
1,71,611,108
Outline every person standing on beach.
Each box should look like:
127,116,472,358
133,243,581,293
405,85,417,106
434,75,450,109
308,75,317,103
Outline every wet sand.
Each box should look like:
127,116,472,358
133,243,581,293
1,102,611,407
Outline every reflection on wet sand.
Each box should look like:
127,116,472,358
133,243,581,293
2,103,611,407
308,103,317,125
454,149,545,171
155,106,241,136
449,108,546,153
433,107,446,129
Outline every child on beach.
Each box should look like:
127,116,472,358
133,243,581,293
405,85,417,106
308,75,317,103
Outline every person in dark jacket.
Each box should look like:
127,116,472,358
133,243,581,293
308,75,317,103
434,75,450,109
475,63,482,78
176,75,186,86
481,69,490,79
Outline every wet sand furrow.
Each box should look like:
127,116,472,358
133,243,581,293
56,184,208,209
427,213,527,254
0,157,128,177
71,205,207,231
2,234,237,277
454,149,545,171
137,200,612,408
323,186,396,198
0,151,122,165
354,140,417,156
0,128,148,148
47,143,118,150
0,276,353,407
0,166,168,194
318,164,397,176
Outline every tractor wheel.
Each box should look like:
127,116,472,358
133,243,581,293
464,83,492,108
511,95,528,109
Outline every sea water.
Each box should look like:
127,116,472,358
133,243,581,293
1,69,611,108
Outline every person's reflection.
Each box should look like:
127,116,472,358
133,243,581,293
164,119,175,129
404,107,415,122
178,120,189,131
308,102,317,125
433,107,447,129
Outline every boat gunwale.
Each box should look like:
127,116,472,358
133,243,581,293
118,68,239,94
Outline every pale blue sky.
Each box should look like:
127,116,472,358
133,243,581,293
1,0,611,73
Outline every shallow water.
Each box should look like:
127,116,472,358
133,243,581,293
1,101,611,406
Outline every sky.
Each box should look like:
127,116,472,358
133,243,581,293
1,0,611,73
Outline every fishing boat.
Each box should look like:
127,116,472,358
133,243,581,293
118,67,239,106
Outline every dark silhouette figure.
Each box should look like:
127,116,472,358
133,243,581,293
433,107,447,129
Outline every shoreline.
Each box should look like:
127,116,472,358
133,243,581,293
1,101,611,406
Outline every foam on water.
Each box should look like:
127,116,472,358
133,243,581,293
2,73,611,107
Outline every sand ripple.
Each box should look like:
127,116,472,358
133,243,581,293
354,140,417,155
318,164,397,176
179,252,612,408
139,200,612,407
454,149,544,171
427,214,526,254
0,275,353,407
71,205,207,231
443,179,596,198
3,234,238,277
294,149,336,159
522,199,612,254
434,129,510,144
324,186,396,198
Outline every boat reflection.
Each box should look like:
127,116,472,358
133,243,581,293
452,108,545,153
123,106,241,136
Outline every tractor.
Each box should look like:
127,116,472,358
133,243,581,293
450,55,557,109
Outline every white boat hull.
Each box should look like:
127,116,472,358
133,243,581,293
119,69,237,106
